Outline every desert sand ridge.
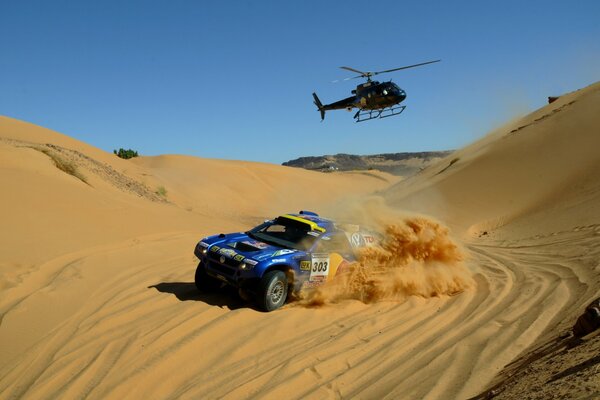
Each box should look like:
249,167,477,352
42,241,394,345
385,82,600,237
385,82,600,398
1,82,599,399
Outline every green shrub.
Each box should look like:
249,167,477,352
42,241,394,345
114,148,139,159
155,186,167,198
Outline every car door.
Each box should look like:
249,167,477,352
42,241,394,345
307,233,355,285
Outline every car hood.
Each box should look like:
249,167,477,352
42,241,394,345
202,232,300,262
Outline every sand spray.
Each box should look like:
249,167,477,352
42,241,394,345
297,197,475,307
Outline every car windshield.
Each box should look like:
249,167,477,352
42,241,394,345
248,217,319,250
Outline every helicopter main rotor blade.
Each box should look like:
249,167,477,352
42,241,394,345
373,59,441,75
336,60,440,82
331,77,354,83
339,66,370,77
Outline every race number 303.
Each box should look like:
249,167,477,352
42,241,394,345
310,253,330,280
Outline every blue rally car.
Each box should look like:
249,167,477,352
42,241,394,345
193,211,378,311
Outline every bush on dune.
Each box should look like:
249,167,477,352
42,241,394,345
113,148,139,159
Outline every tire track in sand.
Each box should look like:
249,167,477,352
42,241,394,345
1,228,598,399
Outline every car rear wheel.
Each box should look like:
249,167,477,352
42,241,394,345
257,270,288,311
194,262,221,291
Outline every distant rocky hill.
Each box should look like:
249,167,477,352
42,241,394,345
282,151,452,176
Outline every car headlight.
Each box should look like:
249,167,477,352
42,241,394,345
240,259,258,270
240,262,255,270
200,241,210,253
195,241,210,258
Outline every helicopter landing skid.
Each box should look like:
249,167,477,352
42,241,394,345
353,105,406,122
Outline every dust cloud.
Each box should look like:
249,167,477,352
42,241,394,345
298,198,475,307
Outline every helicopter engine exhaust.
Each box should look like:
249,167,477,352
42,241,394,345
312,92,326,121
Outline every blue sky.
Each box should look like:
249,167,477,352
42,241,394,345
1,1,599,164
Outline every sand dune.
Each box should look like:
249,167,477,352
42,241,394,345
130,154,398,223
0,117,394,266
385,83,600,237
1,82,599,399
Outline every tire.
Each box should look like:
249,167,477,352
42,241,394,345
194,262,221,292
257,270,288,312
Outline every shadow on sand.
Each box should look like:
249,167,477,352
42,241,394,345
149,282,255,311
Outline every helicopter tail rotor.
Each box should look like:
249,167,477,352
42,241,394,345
312,92,326,121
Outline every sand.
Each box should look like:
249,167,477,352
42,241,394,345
1,81,599,399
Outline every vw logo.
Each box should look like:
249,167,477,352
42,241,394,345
351,233,362,247
219,256,226,264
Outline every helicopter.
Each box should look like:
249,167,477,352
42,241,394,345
312,59,440,122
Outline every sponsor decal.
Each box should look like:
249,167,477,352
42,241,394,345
272,258,286,263
219,248,237,258
255,253,272,261
245,259,258,265
272,249,296,256
211,246,220,252
347,232,377,248
242,240,268,249
301,280,323,289
307,231,320,237
310,253,330,281
350,233,362,247
300,261,311,271
234,254,245,262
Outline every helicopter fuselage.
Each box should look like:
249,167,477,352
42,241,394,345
317,81,406,113
312,59,438,122
353,81,406,110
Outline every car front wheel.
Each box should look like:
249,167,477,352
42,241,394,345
257,270,288,311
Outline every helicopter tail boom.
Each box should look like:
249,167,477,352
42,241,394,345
312,92,326,121
313,93,357,121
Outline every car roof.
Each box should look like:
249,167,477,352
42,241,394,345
279,213,336,233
